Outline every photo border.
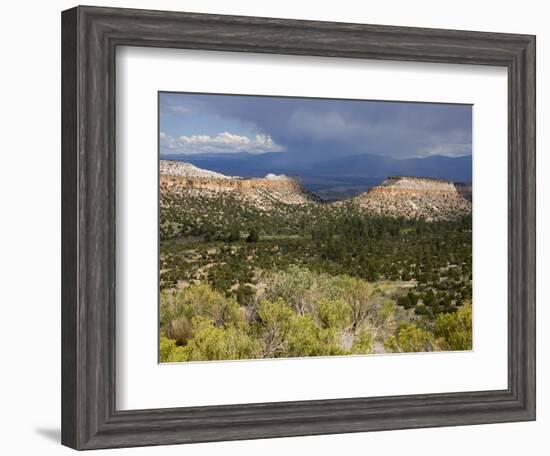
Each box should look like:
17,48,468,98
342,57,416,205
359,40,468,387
61,6,535,450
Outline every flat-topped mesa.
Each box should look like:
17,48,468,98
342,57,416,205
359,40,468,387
160,160,231,179
160,160,320,206
354,176,471,221
161,174,305,194
371,176,459,194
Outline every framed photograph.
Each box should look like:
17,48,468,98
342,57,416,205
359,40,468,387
61,6,535,450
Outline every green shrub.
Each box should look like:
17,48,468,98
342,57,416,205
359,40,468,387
256,299,295,357
350,324,376,354
159,260,472,361
227,229,241,242
235,284,256,306
159,335,188,362
332,275,377,330
286,314,345,357
160,284,244,344
376,300,397,327
385,324,435,353
163,317,193,345
256,299,344,358
285,314,325,357
262,266,321,315
184,317,261,361
435,301,472,350
414,303,429,315
315,298,351,330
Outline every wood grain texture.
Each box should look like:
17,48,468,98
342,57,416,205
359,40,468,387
61,7,78,449
61,5,536,450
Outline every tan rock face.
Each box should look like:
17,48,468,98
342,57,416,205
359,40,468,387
353,176,471,221
160,161,472,220
372,176,458,193
161,175,303,193
160,174,319,207
160,159,320,207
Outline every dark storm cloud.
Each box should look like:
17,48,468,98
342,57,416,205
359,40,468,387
160,92,472,161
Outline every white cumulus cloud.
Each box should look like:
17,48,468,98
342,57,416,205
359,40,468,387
160,131,285,155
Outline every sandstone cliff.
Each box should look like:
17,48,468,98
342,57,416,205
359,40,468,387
160,160,320,207
352,176,471,221
160,161,471,220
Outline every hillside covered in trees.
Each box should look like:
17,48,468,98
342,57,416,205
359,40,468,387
159,164,472,362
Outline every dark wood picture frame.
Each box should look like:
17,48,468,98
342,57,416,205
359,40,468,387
61,5,536,450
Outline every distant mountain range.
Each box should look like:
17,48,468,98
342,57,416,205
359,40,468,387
160,152,472,200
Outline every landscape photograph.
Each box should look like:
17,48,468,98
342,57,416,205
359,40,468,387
158,92,473,363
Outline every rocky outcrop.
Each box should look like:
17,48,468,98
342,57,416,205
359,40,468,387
352,176,471,221
371,176,457,193
160,160,231,179
160,161,471,220
160,160,320,207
